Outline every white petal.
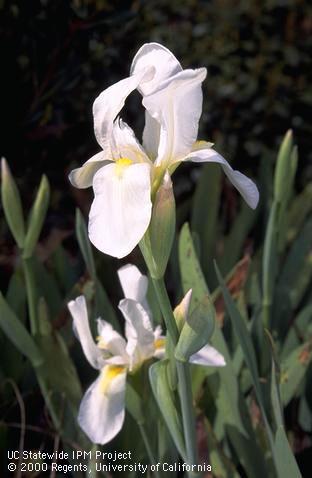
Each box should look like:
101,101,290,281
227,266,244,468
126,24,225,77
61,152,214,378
143,68,207,165
68,152,110,189
153,328,166,359
131,42,182,96
174,289,193,327
67,296,102,369
93,67,153,152
88,162,152,258
190,344,226,367
118,298,155,368
78,365,127,445
186,148,259,209
97,319,128,360
112,119,151,164
117,264,148,302
142,111,160,160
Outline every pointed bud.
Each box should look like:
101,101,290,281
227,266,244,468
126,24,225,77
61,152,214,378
140,173,176,279
175,294,215,362
23,175,50,258
1,158,25,248
173,289,193,332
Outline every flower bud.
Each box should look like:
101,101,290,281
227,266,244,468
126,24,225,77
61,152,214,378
140,173,175,279
1,158,25,248
175,294,215,362
23,175,50,258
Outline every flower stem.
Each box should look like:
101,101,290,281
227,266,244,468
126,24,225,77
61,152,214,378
22,257,38,335
138,423,161,478
152,278,200,477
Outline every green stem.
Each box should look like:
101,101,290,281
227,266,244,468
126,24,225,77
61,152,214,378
22,257,38,335
152,278,200,477
139,423,161,478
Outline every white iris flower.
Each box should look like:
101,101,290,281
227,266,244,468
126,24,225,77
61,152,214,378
69,43,259,259
68,264,225,445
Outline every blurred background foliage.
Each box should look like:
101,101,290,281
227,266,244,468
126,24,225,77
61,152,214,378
0,0,312,477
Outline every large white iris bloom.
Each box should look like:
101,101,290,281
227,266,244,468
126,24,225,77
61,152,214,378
69,43,259,259
68,264,225,444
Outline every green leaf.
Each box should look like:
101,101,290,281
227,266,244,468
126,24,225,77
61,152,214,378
191,163,221,281
287,182,312,243
175,294,215,362
219,201,257,276
273,219,312,338
75,208,96,278
179,223,268,477
23,175,50,258
1,158,25,248
262,201,278,328
149,360,186,461
125,383,145,425
280,342,312,406
75,208,119,331
273,427,302,478
0,292,42,366
205,419,241,478
215,262,264,407
271,358,284,430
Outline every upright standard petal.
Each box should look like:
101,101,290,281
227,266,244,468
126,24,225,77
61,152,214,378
131,42,182,96
117,264,148,303
186,147,259,209
93,67,154,154
189,344,226,367
142,111,161,160
68,152,110,189
67,296,102,369
118,298,155,369
88,162,152,258
143,68,207,166
78,365,127,444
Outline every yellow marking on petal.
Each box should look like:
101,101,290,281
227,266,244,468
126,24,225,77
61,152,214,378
97,337,107,349
154,338,165,349
192,140,214,152
100,365,126,394
115,157,133,178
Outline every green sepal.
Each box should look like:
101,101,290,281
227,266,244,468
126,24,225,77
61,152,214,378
174,294,215,362
0,292,43,366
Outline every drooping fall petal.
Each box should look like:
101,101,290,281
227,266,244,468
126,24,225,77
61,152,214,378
69,152,110,189
88,162,152,258
186,147,259,209
78,365,127,444
189,344,226,367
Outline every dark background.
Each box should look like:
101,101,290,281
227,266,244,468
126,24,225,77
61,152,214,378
1,0,311,226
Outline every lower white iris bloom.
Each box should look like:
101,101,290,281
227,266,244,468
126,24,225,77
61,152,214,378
68,264,225,444
69,43,259,259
